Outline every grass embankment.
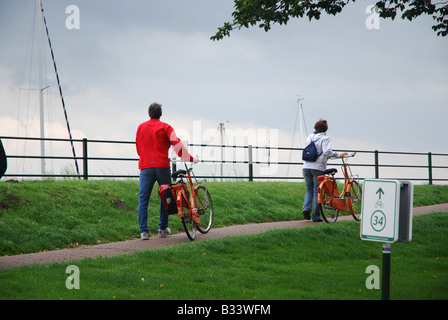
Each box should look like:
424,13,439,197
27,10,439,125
0,181,447,300
0,213,447,300
0,180,447,256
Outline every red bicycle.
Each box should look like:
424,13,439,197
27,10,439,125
317,153,363,223
168,161,213,240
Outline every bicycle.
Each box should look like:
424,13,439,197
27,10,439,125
169,161,213,241
317,152,363,223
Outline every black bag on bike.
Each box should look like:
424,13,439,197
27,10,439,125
158,184,177,215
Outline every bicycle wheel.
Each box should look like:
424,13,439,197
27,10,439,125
320,184,339,223
195,185,213,234
181,207,196,241
349,180,363,221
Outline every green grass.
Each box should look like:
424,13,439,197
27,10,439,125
0,180,447,256
0,180,447,300
0,213,446,300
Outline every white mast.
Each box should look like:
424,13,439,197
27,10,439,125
297,96,307,148
287,95,307,178
38,0,45,176
218,122,225,181
218,120,230,181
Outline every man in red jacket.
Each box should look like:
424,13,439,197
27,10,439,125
136,102,198,240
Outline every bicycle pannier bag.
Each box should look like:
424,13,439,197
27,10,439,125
158,184,177,215
302,136,322,162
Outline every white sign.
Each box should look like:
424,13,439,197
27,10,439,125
361,179,400,243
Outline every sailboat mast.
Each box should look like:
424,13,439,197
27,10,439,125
37,0,45,176
219,122,224,181
298,96,306,148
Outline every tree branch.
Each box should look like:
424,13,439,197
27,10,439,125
211,0,448,40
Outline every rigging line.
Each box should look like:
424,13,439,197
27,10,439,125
42,41,55,173
286,103,299,177
21,1,38,174
302,107,308,135
298,97,308,146
0,0,34,89
40,3,80,176
11,0,35,167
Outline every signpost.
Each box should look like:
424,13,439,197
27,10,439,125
361,179,401,243
360,179,413,300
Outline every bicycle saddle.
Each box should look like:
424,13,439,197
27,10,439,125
171,169,186,179
324,168,337,175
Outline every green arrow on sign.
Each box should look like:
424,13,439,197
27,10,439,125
376,188,384,199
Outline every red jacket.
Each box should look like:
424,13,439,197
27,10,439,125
136,119,193,169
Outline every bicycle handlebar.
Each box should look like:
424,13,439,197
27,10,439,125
345,152,356,158
329,152,356,160
170,156,201,163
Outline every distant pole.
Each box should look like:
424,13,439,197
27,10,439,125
248,145,253,182
297,96,306,148
219,122,225,181
287,95,306,178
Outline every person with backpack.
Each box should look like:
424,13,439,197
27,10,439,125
302,119,347,222
136,102,199,240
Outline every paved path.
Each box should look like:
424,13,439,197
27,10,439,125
1,203,447,270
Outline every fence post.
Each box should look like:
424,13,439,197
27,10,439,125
82,138,88,180
248,145,253,182
171,161,176,179
428,152,433,185
375,150,379,179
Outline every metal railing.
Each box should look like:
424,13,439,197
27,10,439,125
1,136,447,184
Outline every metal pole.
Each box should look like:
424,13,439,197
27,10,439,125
219,122,225,182
382,243,391,300
82,138,88,180
298,97,306,148
38,0,45,177
428,152,433,185
248,145,253,182
375,150,379,179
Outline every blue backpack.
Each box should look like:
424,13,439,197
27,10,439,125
302,135,322,162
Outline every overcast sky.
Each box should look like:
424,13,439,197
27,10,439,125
0,0,447,178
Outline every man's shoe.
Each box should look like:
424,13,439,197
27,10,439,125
141,233,149,240
158,228,171,238
303,210,311,220
313,218,323,223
